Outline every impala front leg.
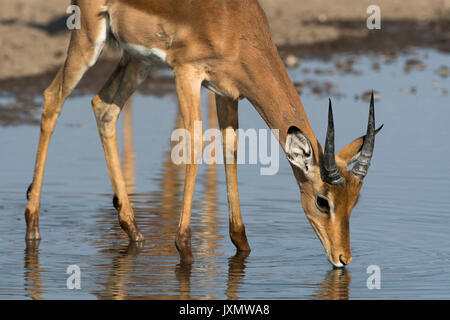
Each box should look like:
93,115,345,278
174,67,203,264
215,95,251,252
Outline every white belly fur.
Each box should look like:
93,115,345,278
119,41,229,97
120,41,170,67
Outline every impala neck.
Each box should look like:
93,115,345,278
241,50,321,160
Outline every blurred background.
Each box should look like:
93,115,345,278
1,0,449,123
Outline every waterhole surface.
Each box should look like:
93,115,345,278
0,49,449,299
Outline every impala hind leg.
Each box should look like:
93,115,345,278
92,56,151,241
215,95,251,252
25,22,107,240
174,67,203,263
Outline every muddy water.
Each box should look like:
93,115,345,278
0,49,449,299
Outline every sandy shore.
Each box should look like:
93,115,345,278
1,0,449,124
1,0,449,80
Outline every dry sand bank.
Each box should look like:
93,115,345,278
0,0,449,79
0,0,449,124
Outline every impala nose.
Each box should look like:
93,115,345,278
339,254,352,266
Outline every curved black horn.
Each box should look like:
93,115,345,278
323,99,344,185
352,91,376,180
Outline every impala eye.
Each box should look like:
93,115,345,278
316,196,331,213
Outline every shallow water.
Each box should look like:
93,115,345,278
0,49,449,299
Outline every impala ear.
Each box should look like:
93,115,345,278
285,126,315,174
337,125,384,167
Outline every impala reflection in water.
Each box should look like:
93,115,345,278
93,95,226,299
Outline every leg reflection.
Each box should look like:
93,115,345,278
95,241,144,300
93,92,224,299
226,251,249,300
197,92,222,256
175,262,192,300
24,240,45,300
313,268,352,300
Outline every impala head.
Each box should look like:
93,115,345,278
285,93,382,268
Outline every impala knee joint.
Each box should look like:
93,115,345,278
92,96,120,138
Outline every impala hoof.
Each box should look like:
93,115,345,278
177,245,194,264
179,254,194,265
26,228,41,241
25,238,41,249
25,207,41,240
175,232,194,264
131,230,145,242
119,218,144,242
126,226,145,242
230,227,251,252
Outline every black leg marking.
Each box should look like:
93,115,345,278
112,194,120,210
26,183,33,200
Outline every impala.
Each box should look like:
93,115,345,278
25,0,381,267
